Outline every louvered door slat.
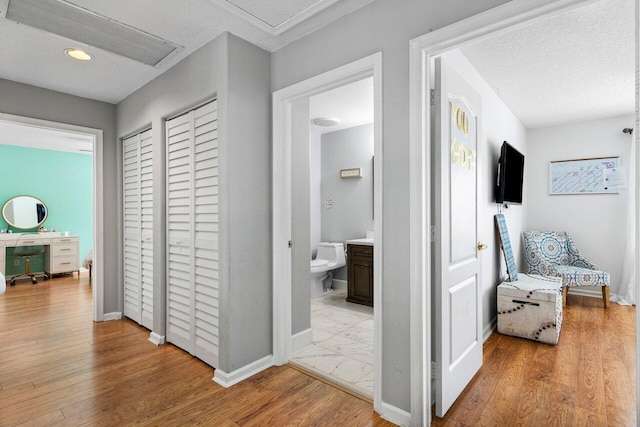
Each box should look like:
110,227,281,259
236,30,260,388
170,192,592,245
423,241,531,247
193,101,219,367
166,112,193,349
165,100,219,368
138,129,153,329
122,128,153,330
123,134,141,324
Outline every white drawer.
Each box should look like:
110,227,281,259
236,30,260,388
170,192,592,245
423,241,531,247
52,242,78,256
13,237,46,246
52,237,78,244
49,255,78,273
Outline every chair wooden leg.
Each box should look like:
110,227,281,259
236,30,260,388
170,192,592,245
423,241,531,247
563,286,568,307
602,286,610,308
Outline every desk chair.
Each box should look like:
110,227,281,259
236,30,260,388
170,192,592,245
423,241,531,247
10,242,46,286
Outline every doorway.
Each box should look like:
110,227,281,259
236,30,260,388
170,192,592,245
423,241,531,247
272,53,383,408
0,112,105,321
288,77,376,398
409,0,639,424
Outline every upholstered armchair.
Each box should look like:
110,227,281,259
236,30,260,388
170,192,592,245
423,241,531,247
523,231,610,308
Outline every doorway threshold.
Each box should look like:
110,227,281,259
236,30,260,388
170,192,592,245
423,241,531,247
288,361,373,403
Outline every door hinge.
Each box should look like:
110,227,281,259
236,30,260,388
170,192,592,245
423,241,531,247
430,225,439,242
430,89,439,106
288,240,292,248
431,361,437,379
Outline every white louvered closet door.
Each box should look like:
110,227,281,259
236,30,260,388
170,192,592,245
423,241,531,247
122,129,153,330
166,100,219,368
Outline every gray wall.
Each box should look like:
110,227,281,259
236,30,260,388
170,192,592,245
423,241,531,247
224,34,272,372
116,33,272,373
272,0,510,411
117,34,226,344
0,78,119,312
310,132,322,258
291,99,312,335
321,124,374,280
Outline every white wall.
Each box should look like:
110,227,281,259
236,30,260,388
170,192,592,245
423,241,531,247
442,50,528,333
321,124,374,280
272,0,511,410
310,132,322,258
527,114,635,297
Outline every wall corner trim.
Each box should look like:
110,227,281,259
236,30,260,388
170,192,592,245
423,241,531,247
148,332,166,346
102,312,122,321
213,355,273,388
291,328,313,354
379,401,411,427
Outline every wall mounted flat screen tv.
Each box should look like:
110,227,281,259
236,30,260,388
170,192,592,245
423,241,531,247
495,141,524,205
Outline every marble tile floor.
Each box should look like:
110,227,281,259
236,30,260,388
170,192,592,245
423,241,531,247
290,288,374,399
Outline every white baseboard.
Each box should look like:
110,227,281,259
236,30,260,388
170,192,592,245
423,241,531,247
102,312,122,321
332,279,347,290
148,332,165,345
484,316,496,342
378,401,411,427
213,354,273,388
566,287,607,298
291,328,313,353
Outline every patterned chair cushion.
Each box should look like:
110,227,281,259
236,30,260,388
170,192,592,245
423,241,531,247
523,231,610,288
554,265,610,287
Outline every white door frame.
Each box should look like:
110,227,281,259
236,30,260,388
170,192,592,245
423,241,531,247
272,52,383,410
0,112,105,322
409,0,640,425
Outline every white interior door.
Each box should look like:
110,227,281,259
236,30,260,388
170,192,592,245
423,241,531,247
138,129,154,330
166,100,219,368
433,57,483,417
123,133,141,325
123,129,153,330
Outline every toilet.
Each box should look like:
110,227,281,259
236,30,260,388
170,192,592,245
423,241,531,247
310,242,346,297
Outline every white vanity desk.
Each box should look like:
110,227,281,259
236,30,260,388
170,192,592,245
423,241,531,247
0,232,80,279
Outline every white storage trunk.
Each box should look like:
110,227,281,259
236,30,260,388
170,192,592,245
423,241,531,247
497,274,563,345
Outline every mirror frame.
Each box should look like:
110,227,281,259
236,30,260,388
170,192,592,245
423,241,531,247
1,195,49,230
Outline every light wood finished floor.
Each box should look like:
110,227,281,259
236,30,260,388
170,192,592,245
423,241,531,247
0,274,393,426
433,294,636,426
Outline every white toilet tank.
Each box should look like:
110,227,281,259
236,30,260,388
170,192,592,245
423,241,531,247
316,242,346,265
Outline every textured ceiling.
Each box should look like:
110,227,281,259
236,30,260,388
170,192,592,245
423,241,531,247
0,0,374,104
460,0,635,128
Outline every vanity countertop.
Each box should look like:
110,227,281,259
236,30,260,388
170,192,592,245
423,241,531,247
345,238,374,246
0,231,62,241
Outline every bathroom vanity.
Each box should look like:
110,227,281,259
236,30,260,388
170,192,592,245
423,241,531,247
346,239,373,307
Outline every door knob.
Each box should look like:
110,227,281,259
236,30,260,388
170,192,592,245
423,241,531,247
477,242,488,251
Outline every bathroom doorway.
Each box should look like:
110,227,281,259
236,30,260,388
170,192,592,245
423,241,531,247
289,77,375,398
272,53,383,407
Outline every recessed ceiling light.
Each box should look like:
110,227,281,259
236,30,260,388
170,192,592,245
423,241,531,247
65,48,93,61
312,117,340,127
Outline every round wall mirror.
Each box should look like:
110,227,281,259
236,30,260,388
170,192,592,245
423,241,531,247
2,196,48,230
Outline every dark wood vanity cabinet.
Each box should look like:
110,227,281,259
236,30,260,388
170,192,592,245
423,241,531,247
347,244,373,307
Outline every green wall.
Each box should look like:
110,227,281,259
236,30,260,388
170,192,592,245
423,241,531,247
0,144,93,275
